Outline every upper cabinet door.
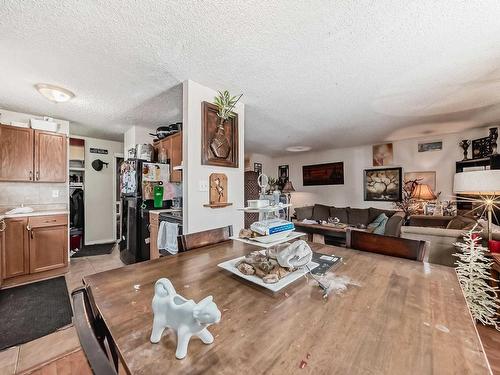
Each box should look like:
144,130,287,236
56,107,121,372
0,125,34,181
170,132,182,183
34,130,67,182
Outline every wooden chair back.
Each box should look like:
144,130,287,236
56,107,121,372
71,287,118,375
178,225,233,252
346,229,426,261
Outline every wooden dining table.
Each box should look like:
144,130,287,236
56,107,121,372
83,240,492,375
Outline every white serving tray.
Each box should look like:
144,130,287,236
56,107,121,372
230,231,306,248
218,251,319,292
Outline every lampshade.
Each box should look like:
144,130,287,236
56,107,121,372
411,184,436,200
453,170,500,195
282,181,296,193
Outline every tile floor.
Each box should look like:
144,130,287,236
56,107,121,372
0,245,125,374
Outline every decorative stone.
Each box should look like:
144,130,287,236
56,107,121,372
150,278,221,359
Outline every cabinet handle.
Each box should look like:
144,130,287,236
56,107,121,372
0,219,5,232
36,171,39,181
29,171,33,181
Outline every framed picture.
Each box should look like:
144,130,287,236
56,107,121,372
278,165,289,190
418,140,442,152
404,171,436,191
201,101,239,168
364,167,402,202
372,143,393,166
254,162,262,174
303,162,344,186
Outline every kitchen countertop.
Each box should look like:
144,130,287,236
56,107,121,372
0,209,69,220
148,208,181,216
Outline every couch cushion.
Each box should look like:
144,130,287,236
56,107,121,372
294,206,314,221
384,212,405,237
368,213,389,235
368,207,396,223
446,216,477,230
312,204,331,221
347,208,370,226
329,207,349,223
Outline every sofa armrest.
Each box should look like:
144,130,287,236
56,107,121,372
401,226,464,238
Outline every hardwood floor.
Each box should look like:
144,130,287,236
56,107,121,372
477,324,500,375
0,245,125,374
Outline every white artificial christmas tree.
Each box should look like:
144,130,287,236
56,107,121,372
453,225,500,330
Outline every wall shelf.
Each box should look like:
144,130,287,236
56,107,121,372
203,203,233,209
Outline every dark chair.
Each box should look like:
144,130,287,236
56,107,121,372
346,229,427,261
178,225,233,252
71,287,118,375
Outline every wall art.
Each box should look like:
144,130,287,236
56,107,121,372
372,143,393,166
418,140,442,152
364,167,402,202
303,162,344,186
404,171,436,191
201,101,238,168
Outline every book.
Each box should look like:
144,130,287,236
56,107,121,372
310,252,342,276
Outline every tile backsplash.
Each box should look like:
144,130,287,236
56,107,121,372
0,182,68,206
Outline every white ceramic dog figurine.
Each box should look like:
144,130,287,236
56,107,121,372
150,278,221,359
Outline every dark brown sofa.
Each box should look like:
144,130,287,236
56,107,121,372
294,204,405,237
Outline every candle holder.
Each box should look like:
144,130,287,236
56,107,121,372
459,140,470,160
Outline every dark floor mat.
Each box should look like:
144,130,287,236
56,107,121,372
71,242,116,257
0,276,73,350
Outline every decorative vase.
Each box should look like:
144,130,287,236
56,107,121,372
489,127,498,154
459,140,470,160
210,120,231,159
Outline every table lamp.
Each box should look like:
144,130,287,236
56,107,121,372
453,170,500,241
410,183,437,214
282,181,295,221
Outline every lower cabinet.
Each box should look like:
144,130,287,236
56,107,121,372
1,214,68,286
2,217,29,279
29,224,68,273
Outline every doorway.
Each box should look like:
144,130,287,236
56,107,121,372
113,154,124,242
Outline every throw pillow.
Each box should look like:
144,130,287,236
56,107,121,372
312,204,331,221
368,213,389,235
347,208,370,226
295,206,314,221
329,207,349,223
368,207,395,222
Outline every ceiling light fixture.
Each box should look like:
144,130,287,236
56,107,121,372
35,83,75,103
285,146,311,152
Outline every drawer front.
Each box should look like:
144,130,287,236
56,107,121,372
29,214,68,228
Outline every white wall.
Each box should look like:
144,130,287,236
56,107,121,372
269,126,493,211
246,152,274,177
0,108,69,209
124,125,153,158
183,80,245,234
72,136,123,245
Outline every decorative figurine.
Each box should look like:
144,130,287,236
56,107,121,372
150,278,221,359
459,139,470,160
489,127,498,154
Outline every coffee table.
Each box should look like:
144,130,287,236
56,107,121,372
294,222,360,245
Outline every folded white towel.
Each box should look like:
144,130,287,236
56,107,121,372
166,222,179,254
158,221,179,255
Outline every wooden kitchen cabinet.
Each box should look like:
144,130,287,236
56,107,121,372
1,217,29,279
1,214,68,287
29,220,68,273
169,132,182,183
149,212,159,260
153,132,182,183
34,130,67,182
0,124,67,183
0,125,34,181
